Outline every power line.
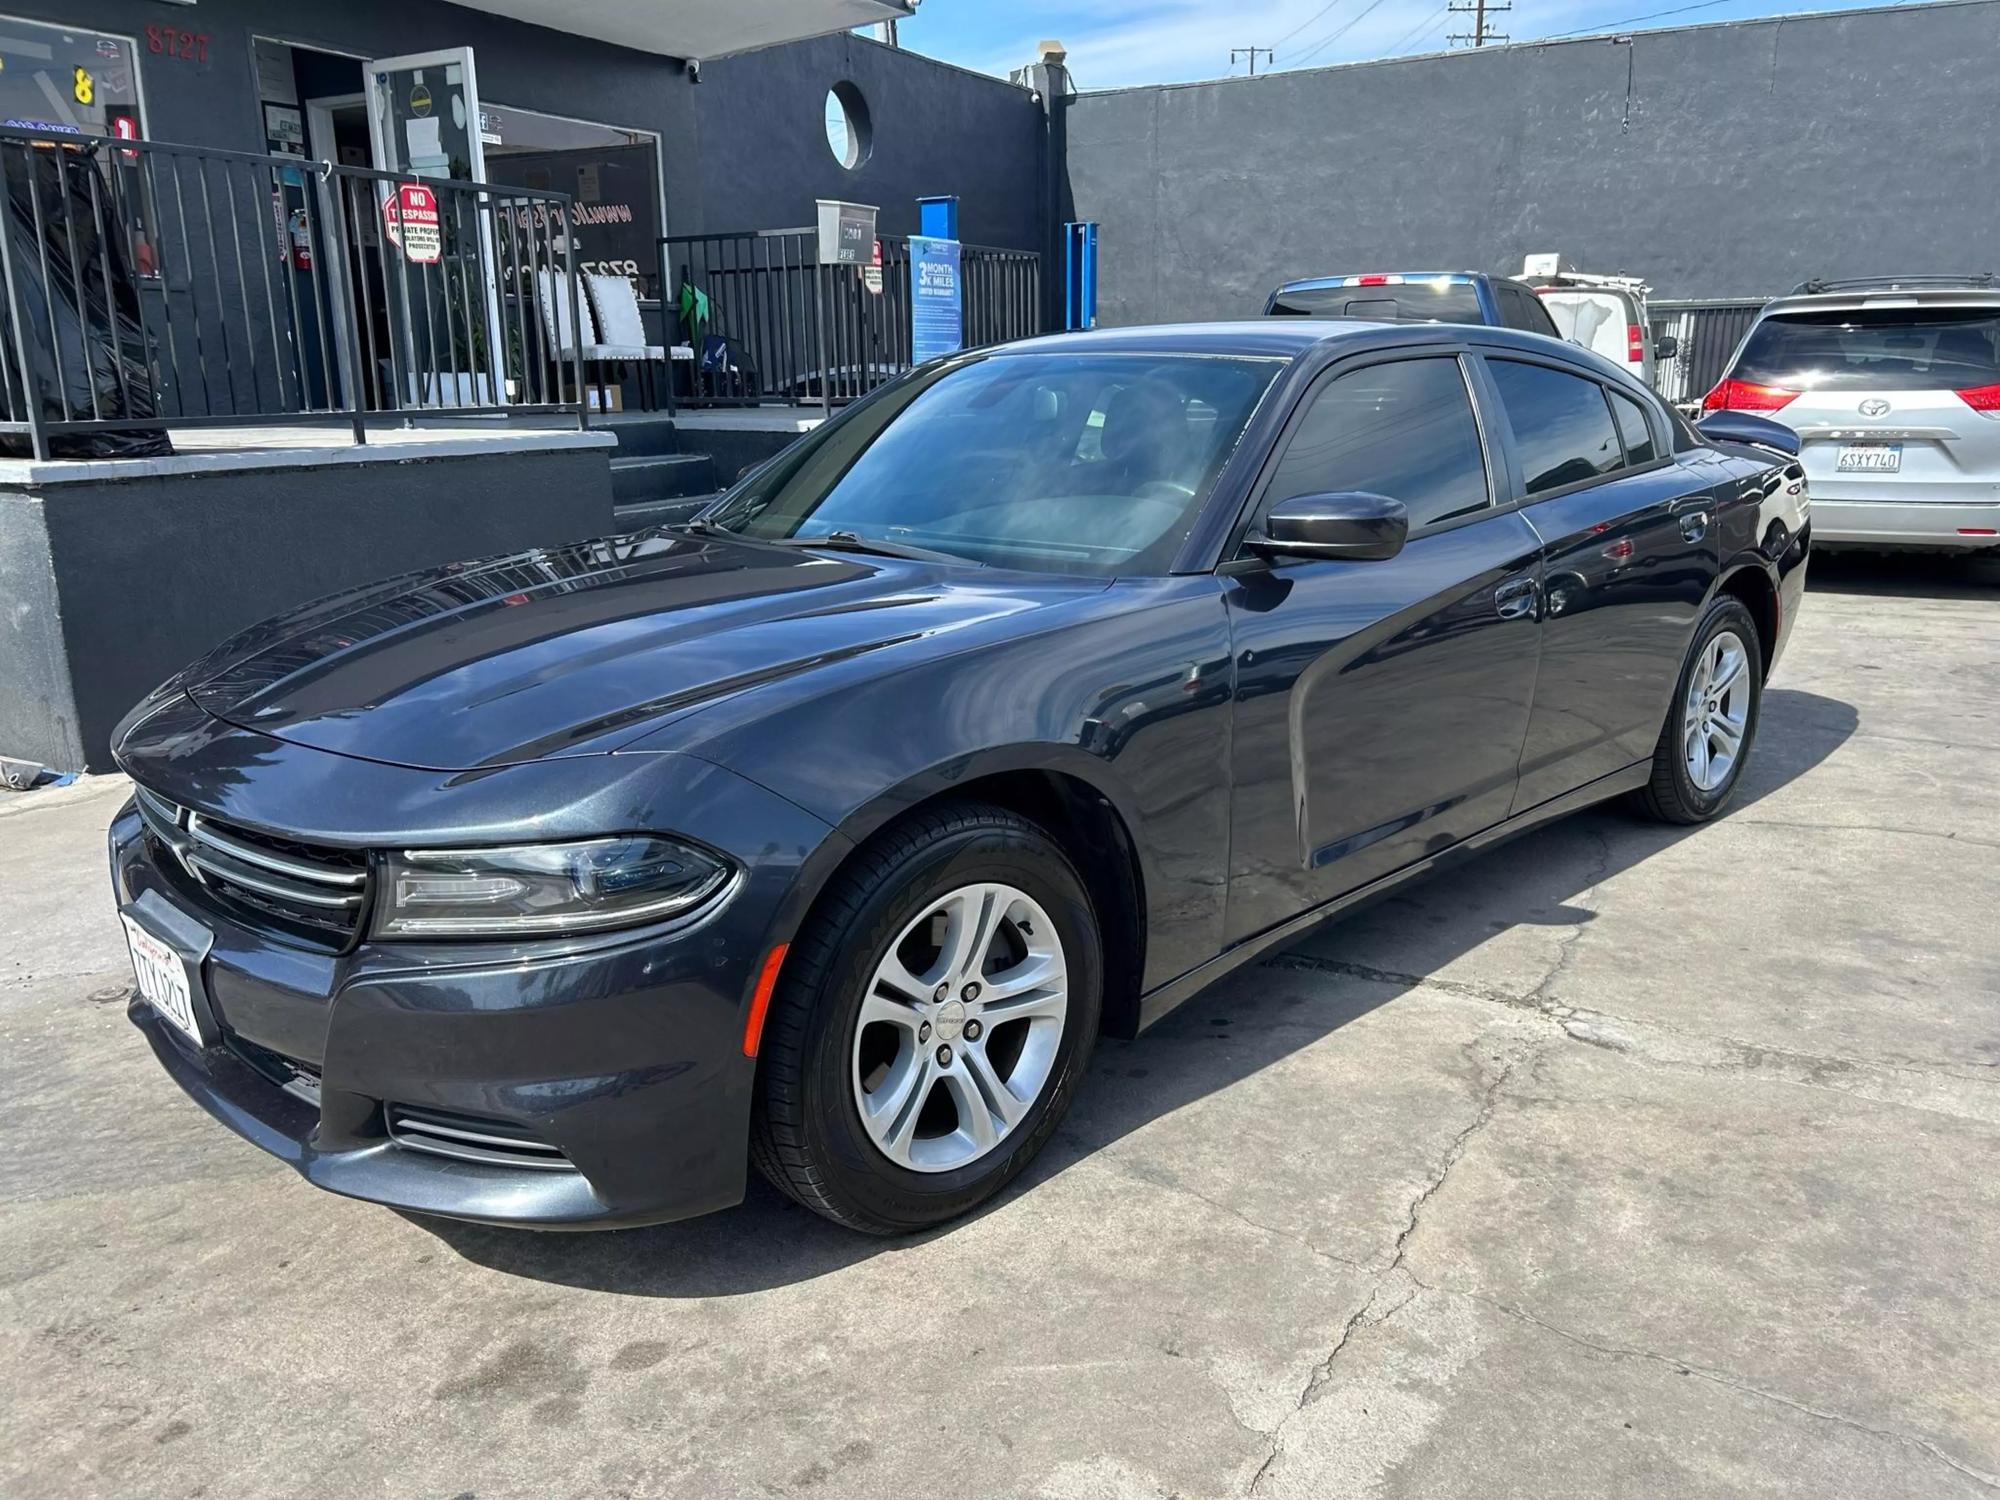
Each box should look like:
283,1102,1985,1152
1383,4,1450,52
1273,0,1352,47
1291,0,1398,64
1231,45,1275,72
1545,0,1733,35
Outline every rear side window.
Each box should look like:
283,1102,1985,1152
1498,284,1558,336
1733,306,2000,392
1487,359,1622,495
1265,358,1491,532
1609,389,1660,465
1268,282,1485,324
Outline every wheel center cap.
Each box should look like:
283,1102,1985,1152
933,999,967,1042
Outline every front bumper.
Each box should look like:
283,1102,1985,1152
107,706,842,1229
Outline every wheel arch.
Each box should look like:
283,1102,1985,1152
777,749,1152,1043
1715,557,1780,676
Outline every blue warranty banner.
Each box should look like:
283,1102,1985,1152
910,235,964,364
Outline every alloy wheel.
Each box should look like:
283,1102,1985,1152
851,882,1068,1173
1683,628,1751,792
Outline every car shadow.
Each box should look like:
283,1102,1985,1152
420,685,1857,1296
1807,548,2000,600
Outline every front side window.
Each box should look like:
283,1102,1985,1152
1262,358,1491,532
1732,306,2000,393
709,352,1283,575
1487,359,1622,496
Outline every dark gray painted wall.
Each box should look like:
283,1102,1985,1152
27,1,1043,249
0,445,612,771
689,33,1045,249
1064,0,2000,324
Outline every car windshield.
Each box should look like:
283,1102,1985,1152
1733,306,2000,392
705,351,1283,575
1268,281,1483,323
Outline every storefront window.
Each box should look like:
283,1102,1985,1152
480,103,662,297
0,16,142,139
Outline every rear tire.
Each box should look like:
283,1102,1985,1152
750,802,1102,1235
1635,596,1762,824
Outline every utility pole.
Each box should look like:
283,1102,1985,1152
1447,0,1510,45
1230,46,1273,74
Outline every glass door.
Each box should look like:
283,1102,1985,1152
363,47,504,408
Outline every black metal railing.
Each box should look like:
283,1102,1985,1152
659,227,1042,411
1650,298,1770,409
0,125,590,460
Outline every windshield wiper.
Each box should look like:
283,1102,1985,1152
770,530,974,565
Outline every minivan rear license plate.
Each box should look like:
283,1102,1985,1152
1837,443,1902,473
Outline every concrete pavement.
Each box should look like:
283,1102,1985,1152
2,552,1997,1498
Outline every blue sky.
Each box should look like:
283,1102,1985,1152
884,0,1903,88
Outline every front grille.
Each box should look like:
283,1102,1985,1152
134,785,370,943
386,1105,576,1172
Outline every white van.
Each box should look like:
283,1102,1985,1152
1527,272,1677,387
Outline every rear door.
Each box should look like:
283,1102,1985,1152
1221,350,1543,941
1719,302,2000,509
1474,351,1721,810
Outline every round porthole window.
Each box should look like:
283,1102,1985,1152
824,82,872,170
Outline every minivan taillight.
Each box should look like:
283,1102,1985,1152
1703,379,1798,413
1627,323,1645,363
1955,384,2000,412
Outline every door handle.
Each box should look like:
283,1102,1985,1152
1678,509,1711,543
1494,577,1538,620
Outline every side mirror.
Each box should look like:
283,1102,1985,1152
1653,333,1680,361
1247,492,1408,562
1695,410,1801,457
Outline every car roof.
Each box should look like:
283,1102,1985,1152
1759,287,2000,317
1273,272,1484,294
992,320,1634,378
994,320,1394,359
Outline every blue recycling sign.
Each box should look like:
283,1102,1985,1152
909,235,964,364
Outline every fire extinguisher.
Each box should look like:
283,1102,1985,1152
288,207,313,271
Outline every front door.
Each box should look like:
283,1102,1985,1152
362,47,502,407
1223,352,1544,943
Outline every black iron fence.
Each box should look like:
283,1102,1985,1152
1650,298,1770,409
0,125,589,461
659,227,1042,411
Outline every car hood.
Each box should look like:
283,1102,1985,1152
177,529,1105,772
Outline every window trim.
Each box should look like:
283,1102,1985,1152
1224,348,1507,564
1472,348,1678,507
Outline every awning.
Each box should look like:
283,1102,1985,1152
449,0,918,60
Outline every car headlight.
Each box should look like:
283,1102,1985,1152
376,836,732,938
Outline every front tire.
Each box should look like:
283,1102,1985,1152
1635,595,1762,824
750,802,1102,1234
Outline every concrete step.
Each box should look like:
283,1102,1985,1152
610,452,716,504
597,414,683,458
613,493,717,529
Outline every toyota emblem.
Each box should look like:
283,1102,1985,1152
1858,398,1891,417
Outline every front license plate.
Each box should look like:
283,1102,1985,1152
122,913,202,1044
1836,443,1902,473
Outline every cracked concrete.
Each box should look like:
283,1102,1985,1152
3,552,1999,1497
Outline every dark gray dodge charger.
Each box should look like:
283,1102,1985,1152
108,320,1810,1234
